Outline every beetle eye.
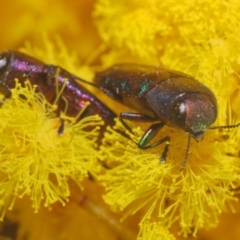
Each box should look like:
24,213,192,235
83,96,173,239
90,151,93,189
0,51,11,78
172,101,187,129
0,56,8,75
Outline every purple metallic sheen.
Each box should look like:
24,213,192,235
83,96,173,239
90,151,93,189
0,50,116,136
12,59,42,72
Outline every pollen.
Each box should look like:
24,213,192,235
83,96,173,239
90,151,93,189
138,221,176,240
0,80,103,219
99,119,240,237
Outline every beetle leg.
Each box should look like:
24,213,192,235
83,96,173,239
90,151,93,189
120,111,156,133
138,122,170,163
120,112,156,122
119,112,170,162
0,82,11,106
57,118,64,135
138,122,165,147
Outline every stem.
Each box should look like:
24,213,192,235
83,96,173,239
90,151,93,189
79,196,137,240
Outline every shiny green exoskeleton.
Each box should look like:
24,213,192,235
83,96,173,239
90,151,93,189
81,64,240,170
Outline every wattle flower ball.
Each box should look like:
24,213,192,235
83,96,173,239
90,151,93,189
0,1,239,240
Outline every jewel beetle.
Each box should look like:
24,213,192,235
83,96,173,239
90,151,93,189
79,64,240,170
0,50,116,139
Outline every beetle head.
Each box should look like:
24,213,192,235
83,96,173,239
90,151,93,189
171,93,217,140
0,51,13,103
0,51,12,80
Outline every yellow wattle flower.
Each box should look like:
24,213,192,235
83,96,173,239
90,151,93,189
99,118,240,238
92,1,240,238
0,0,240,239
0,80,103,218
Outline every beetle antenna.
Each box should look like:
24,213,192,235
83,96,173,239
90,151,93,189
209,122,240,130
180,134,192,171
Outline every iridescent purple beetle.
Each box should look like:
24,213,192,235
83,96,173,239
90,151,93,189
79,64,240,170
0,50,116,138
